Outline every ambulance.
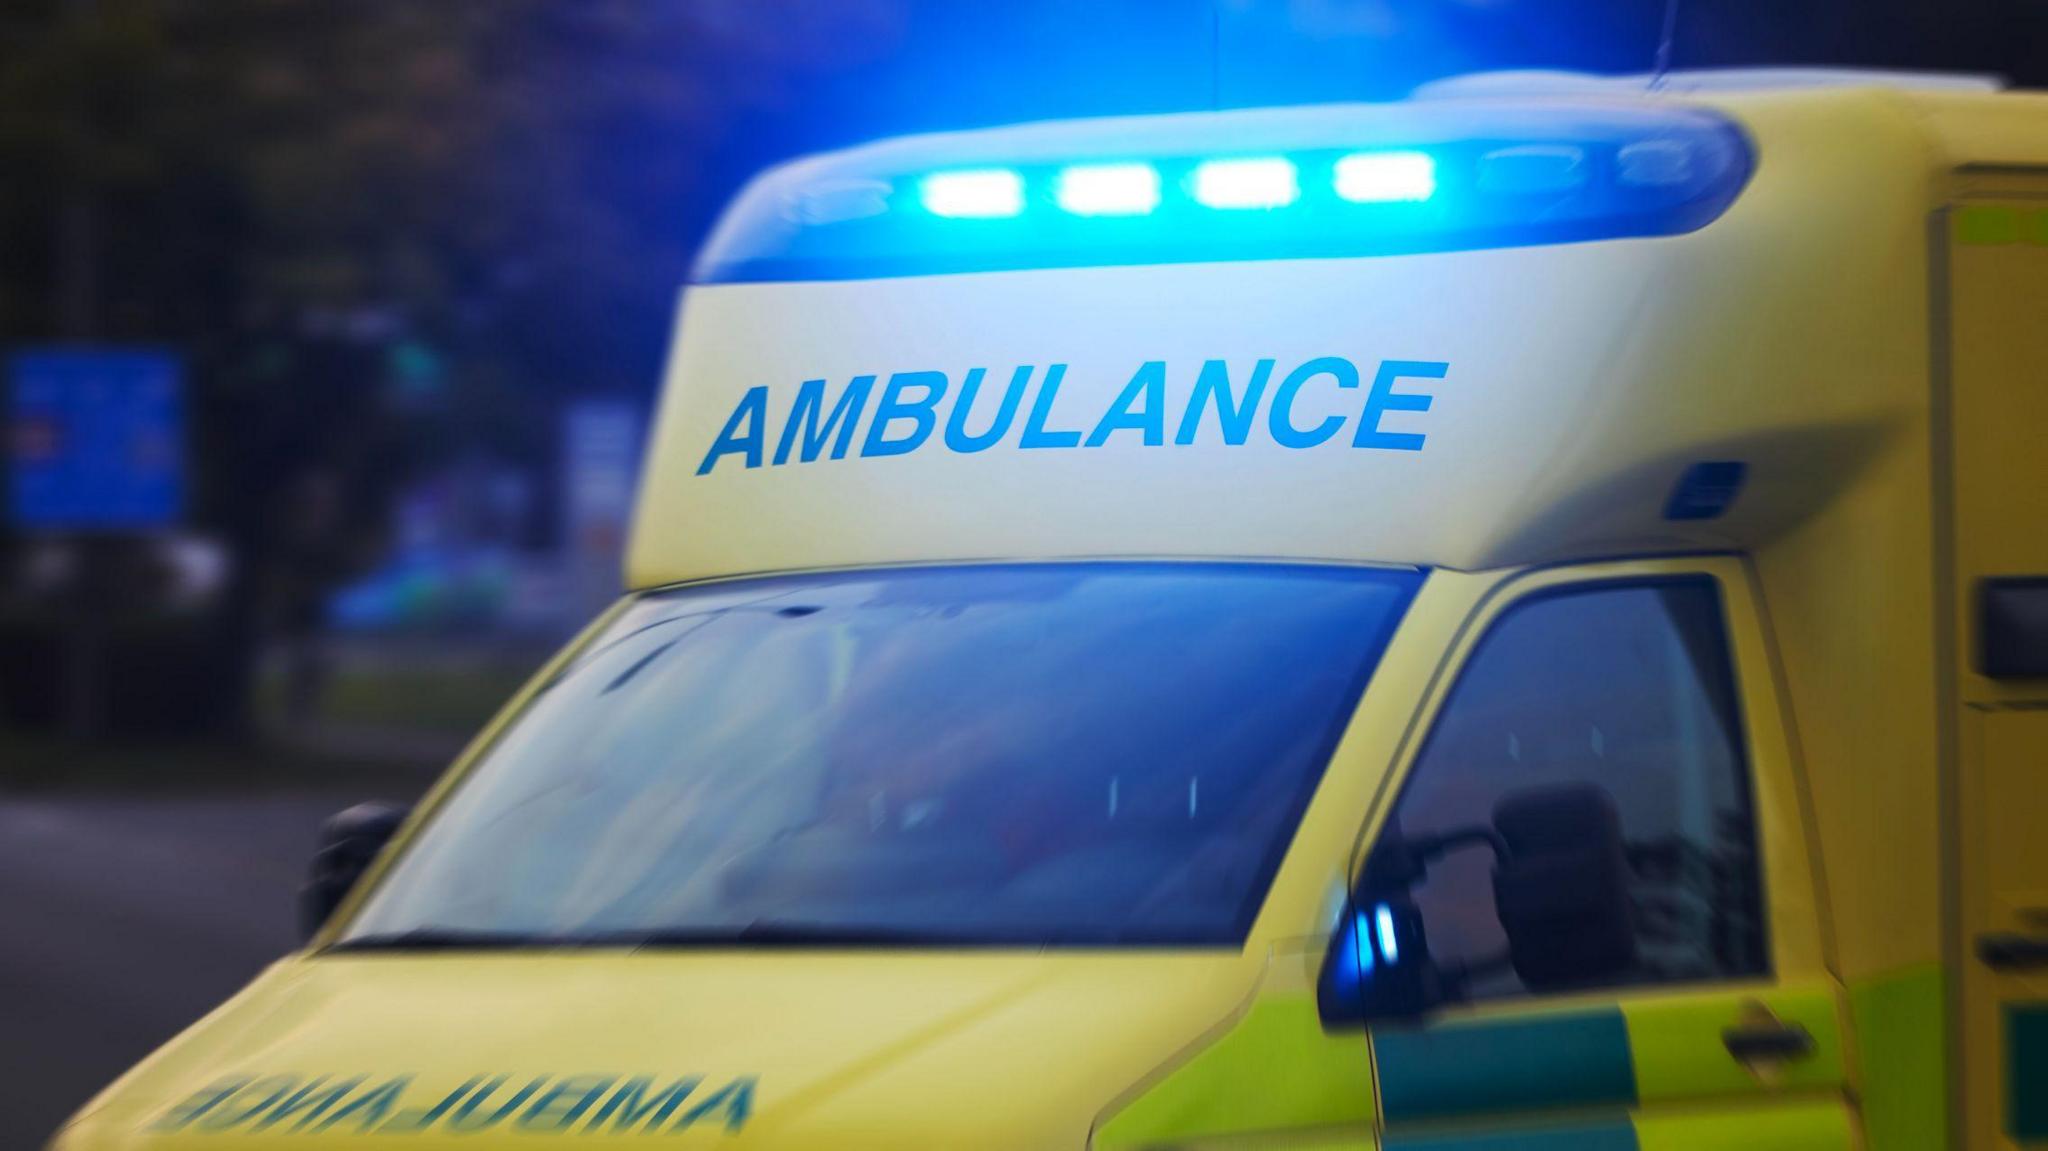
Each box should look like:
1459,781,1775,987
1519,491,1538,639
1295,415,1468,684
49,68,2048,1151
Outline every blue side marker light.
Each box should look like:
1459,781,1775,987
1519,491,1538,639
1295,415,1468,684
1664,460,1747,521
1055,163,1161,216
920,169,1024,218
1334,151,1436,203
1191,157,1299,210
1353,910,1376,972
1375,903,1401,963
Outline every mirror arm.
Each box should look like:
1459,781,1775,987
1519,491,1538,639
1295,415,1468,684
1414,826,1511,869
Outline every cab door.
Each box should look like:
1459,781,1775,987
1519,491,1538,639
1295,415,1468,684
1353,558,1852,1150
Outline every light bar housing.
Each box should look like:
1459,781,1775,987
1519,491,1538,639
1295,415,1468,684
694,100,1754,284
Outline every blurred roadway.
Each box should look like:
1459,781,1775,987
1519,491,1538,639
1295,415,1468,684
0,789,417,1148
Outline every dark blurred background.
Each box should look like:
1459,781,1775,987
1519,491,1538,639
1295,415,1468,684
1,0,2043,1144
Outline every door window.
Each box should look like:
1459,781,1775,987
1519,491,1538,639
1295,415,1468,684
1385,578,1767,1002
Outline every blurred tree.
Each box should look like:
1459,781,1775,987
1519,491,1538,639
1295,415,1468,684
0,0,902,733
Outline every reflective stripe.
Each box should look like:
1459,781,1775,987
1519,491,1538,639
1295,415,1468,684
1102,981,1870,1149
1374,1008,1636,1123
2008,1004,2048,1139
1387,1119,1637,1151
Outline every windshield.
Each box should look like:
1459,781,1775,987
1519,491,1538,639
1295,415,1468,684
339,563,1419,949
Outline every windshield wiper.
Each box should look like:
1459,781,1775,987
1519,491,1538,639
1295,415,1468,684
615,921,964,949
327,921,992,953
325,927,563,953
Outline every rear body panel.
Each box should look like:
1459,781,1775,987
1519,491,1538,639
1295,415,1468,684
1941,179,2048,1151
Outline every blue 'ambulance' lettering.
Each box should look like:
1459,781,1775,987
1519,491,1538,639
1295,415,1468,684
151,1072,759,1137
945,366,1033,453
698,385,769,474
1085,361,1167,447
251,1076,363,1131
862,370,948,458
775,374,873,465
314,1075,409,1131
1357,359,1446,450
694,356,1448,474
1175,358,1274,446
1269,356,1357,449
516,1074,616,1131
446,1074,545,1132
1019,362,1081,449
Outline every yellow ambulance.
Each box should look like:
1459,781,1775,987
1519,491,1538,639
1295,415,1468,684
49,68,2048,1151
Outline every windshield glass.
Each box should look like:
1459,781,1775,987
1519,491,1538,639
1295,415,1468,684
340,563,1419,949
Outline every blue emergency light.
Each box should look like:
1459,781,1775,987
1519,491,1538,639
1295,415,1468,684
1189,157,1300,209
1335,150,1437,203
920,169,1026,219
697,100,1753,282
1054,163,1161,216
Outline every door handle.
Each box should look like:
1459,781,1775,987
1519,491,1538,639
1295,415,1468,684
1977,932,2048,970
1722,1020,1816,1065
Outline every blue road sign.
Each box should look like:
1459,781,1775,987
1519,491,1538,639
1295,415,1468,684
8,349,184,530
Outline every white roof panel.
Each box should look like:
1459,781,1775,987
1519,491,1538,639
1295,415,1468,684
1416,68,2003,99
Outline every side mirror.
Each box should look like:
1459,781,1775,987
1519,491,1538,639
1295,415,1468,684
298,802,408,942
1320,782,1636,1027
1491,784,1636,991
1320,820,1510,1024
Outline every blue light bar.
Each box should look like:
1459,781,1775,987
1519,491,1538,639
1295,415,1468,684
1191,157,1299,210
919,169,1023,219
1334,151,1436,203
697,102,1756,282
1055,163,1161,216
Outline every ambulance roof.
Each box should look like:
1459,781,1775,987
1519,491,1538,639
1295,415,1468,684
692,72,2048,285
1418,68,2048,172
1415,67,2006,97
629,75,2048,588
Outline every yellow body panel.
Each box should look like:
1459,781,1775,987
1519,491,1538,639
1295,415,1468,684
1633,1101,1855,1151
51,81,2048,1151
1624,986,1844,1102
57,952,1264,1148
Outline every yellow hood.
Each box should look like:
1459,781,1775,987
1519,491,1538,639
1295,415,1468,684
54,949,1262,1150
